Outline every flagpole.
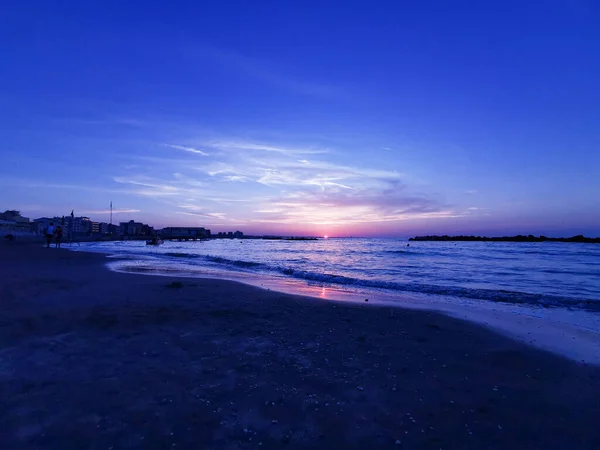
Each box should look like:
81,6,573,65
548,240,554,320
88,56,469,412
70,210,74,245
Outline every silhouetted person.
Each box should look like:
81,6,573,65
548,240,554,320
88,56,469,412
55,225,63,248
45,222,55,248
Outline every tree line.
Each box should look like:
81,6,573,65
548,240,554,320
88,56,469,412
409,235,600,244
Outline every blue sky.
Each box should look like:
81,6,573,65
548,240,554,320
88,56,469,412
1,1,599,237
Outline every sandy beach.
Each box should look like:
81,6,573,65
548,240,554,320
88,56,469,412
1,242,599,449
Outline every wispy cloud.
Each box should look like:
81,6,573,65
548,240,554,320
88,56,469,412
224,175,248,182
196,47,342,98
163,144,209,156
105,134,459,229
194,152,403,189
176,211,227,220
205,140,328,156
248,186,455,225
112,176,189,197
466,189,478,194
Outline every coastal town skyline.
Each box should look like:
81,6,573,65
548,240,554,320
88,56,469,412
3,207,599,241
2,2,599,238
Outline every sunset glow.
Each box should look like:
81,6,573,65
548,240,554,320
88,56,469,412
1,2,598,237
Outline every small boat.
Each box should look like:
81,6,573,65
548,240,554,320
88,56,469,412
146,237,164,246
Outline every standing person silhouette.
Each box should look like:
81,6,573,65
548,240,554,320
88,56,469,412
54,225,63,248
45,222,55,248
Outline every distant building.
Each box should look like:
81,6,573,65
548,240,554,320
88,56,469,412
120,220,139,236
119,220,153,236
214,230,244,238
99,222,111,234
90,222,115,236
65,216,92,235
107,224,119,235
160,227,210,239
0,220,35,237
88,221,116,235
1,210,34,237
0,210,30,223
141,224,154,236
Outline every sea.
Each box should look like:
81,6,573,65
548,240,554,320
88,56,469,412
75,238,600,312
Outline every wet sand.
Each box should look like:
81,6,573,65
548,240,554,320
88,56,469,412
1,242,599,449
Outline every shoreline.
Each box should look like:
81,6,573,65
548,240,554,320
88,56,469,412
2,242,600,448
98,246,600,365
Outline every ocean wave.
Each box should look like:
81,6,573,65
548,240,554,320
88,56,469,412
205,255,264,268
540,268,599,276
383,249,440,257
150,253,600,312
581,261,600,267
76,240,600,312
165,252,201,258
282,269,600,311
164,252,264,268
